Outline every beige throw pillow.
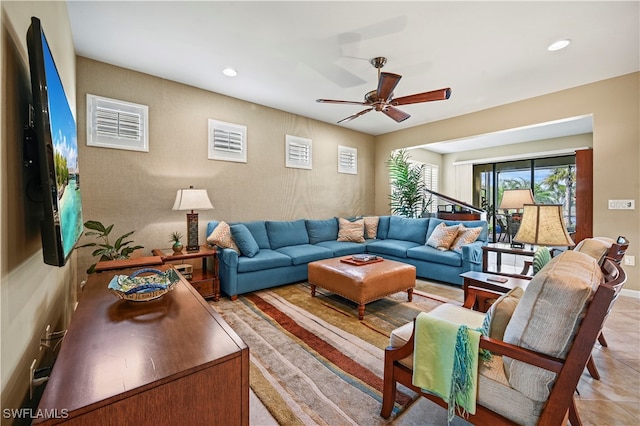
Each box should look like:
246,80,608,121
206,221,240,252
450,225,483,252
337,218,365,243
363,216,379,239
484,287,524,340
426,222,461,251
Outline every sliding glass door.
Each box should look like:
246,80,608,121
474,155,576,242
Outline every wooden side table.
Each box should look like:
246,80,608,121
460,270,530,312
152,245,220,301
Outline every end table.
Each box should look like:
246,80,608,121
152,245,220,301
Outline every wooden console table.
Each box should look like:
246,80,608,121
35,268,248,425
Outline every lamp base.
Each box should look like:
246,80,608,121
186,212,200,252
510,241,524,249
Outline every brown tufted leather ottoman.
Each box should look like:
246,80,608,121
308,256,416,320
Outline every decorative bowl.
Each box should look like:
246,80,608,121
108,268,180,302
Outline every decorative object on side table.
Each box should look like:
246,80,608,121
108,268,180,302
170,231,184,254
499,188,535,247
172,186,214,252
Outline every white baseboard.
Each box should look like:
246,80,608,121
621,288,640,299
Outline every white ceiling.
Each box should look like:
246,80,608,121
67,1,639,140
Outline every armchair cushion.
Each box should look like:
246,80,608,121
502,250,602,401
478,356,545,426
483,287,524,340
574,237,611,264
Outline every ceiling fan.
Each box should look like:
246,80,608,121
316,57,451,124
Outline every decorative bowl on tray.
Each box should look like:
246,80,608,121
108,268,181,302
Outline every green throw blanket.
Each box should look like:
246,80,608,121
412,311,482,422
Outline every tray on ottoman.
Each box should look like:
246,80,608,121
308,256,416,320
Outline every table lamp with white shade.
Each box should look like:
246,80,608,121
173,186,214,252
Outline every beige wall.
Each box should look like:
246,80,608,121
375,73,640,291
75,58,376,276
1,0,77,417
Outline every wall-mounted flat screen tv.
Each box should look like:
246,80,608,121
26,16,83,266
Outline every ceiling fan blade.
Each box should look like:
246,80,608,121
377,72,402,102
316,99,369,106
382,106,411,122
337,108,373,124
391,88,452,105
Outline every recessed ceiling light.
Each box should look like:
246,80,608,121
222,67,237,77
547,39,571,51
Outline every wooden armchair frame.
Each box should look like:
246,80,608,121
380,258,626,426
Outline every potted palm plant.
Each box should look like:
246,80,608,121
386,149,430,218
170,231,184,254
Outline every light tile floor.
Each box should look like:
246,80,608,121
249,254,640,425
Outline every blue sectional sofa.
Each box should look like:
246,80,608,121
206,216,488,299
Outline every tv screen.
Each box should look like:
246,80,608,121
27,17,83,266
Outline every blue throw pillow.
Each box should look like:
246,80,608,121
230,224,260,257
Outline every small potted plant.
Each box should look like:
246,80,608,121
170,232,184,254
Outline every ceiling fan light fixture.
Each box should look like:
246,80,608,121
547,39,571,51
222,67,237,77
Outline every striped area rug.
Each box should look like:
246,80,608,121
211,282,456,425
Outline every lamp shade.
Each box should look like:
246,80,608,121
172,187,214,211
514,204,575,247
499,189,535,210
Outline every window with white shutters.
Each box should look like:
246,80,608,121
285,135,312,169
87,94,148,152
208,119,247,163
424,163,439,213
338,146,357,174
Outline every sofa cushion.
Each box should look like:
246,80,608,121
427,218,488,243
235,220,270,249
266,219,309,249
366,239,420,258
363,216,379,239
305,218,338,244
275,244,334,266
503,250,602,402
236,249,292,273
450,225,483,253
376,216,391,239
337,217,365,243
426,222,461,251
406,245,462,267
230,224,260,258
315,240,367,256
387,216,430,244
206,221,240,252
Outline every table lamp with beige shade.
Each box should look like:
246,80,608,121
173,186,214,252
499,188,535,247
514,204,576,274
